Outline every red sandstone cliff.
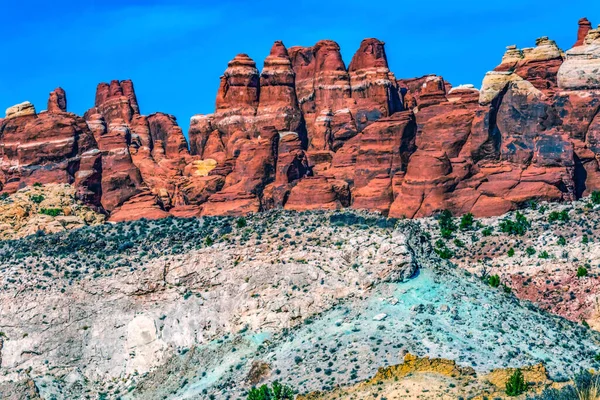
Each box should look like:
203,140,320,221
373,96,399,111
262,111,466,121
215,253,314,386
1,17,599,221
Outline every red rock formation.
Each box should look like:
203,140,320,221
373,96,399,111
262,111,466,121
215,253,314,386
255,41,302,134
47,88,67,113
2,17,600,222
289,40,354,151
284,176,350,211
575,17,592,47
0,93,101,201
348,38,400,128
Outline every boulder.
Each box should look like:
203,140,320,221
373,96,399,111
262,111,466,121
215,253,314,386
5,102,36,119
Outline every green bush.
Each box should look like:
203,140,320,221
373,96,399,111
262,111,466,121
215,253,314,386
505,369,527,396
548,210,569,223
247,381,294,400
435,246,454,260
538,251,550,259
33,182,43,187
577,266,588,278
40,208,62,217
488,275,500,288
30,194,45,204
526,247,536,256
236,217,247,228
582,235,589,244
434,239,454,259
459,213,474,231
481,227,493,237
591,191,600,205
507,248,515,257
557,236,566,246
438,210,457,239
499,212,529,236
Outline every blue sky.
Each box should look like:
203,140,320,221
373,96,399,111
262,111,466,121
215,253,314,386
1,1,598,136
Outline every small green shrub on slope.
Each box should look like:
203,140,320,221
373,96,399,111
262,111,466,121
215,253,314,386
506,369,527,396
499,212,529,236
247,381,294,400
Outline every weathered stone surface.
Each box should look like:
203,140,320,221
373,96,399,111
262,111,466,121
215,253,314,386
285,176,350,211
5,101,36,119
558,23,600,90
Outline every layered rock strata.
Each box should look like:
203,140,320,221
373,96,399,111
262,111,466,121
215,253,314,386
2,18,599,220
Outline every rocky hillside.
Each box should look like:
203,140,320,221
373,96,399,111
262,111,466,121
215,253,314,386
1,211,599,399
418,192,600,330
1,18,599,221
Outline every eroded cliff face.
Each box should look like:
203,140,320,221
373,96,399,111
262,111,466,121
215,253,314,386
2,18,600,221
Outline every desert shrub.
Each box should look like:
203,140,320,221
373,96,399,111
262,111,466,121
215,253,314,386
459,213,474,231
548,210,569,223
499,212,529,236
40,208,62,217
435,248,454,260
538,251,550,259
507,248,515,257
526,247,536,256
247,381,294,400
557,236,566,246
438,210,457,239
30,194,45,204
33,182,43,187
482,227,493,237
527,200,538,210
506,369,527,396
236,217,247,228
577,266,588,278
583,235,590,244
488,275,500,288
592,191,600,205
